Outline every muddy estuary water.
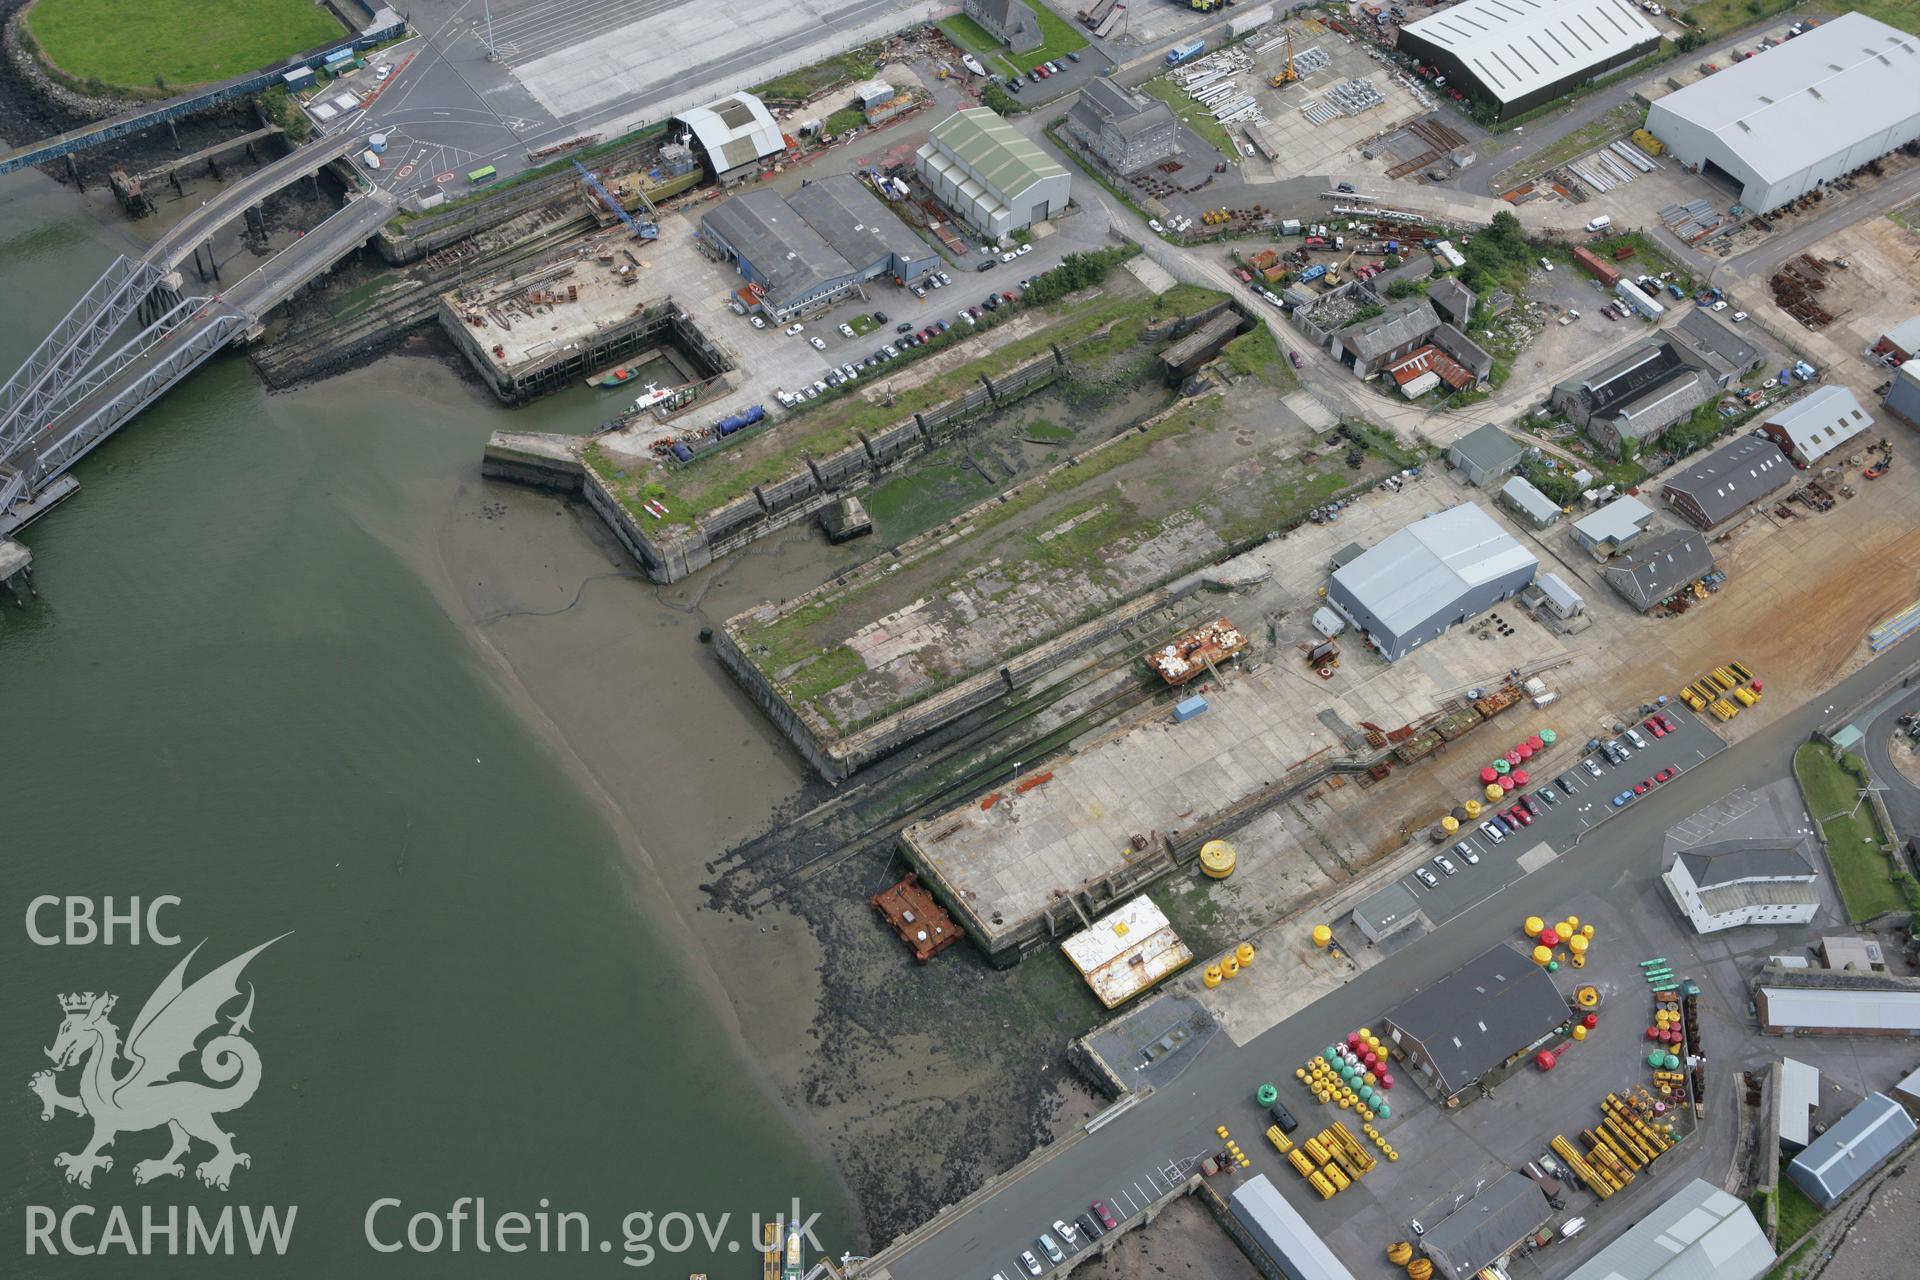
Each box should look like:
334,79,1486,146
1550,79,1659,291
0,171,855,1278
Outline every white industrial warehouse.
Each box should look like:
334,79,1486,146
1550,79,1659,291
1646,13,1920,213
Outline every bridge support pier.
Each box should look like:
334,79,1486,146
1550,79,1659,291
208,157,221,181
65,154,81,190
168,119,180,152
170,171,183,197
203,238,219,281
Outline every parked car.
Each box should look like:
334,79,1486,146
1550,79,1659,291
1479,821,1505,844
784,323,805,336
1521,794,1541,817
1539,257,1555,271
1336,181,1355,193
1415,866,1439,888
1020,1251,1043,1276
1644,716,1666,738
1076,1213,1102,1241
977,261,996,272
1066,50,1082,62
1634,779,1651,795
1052,1220,1078,1247
1454,840,1479,865
1656,766,1677,783
1556,774,1577,794
1625,728,1648,751
1016,243,1033,256
1613,790,1635,807
1732,311,1748,322
1288,350,1302,369
1583,758,1604,778
1434,853,1457,876
375,64,392,82
1537,785,1558,806
1093,1201,1117,1230
1039,1233,1064,1264
1508,804,1532,827
809,335,826,350
749,315,766,329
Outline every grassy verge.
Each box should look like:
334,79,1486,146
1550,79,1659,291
1794,743,1905,920
1589,231,1694,292
1141,76,1237,162
824,106,867,135
1219,324,1298,390
751,41,885,103
1775,1179,1823,1250
1764,1238,1815,1280
24,0,342,89
940,11,1088,77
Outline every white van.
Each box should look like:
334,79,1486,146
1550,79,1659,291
361,150,381,170
1585,215,1613,233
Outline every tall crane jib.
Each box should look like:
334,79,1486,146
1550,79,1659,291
571,159,658,240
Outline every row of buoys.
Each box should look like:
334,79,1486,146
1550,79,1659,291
1203,941,1259,987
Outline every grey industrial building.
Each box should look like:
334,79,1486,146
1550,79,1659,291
700,175,941,320
1353,882,1423,944
1786,1092,1916,1207
1672,310,1762,385
1329,298,1440,379
1602,528,1715,612
1888,361,1920,429
1228,1175,1357,1280
1427,277,1476,327
916,108,1071,239
1420,1173,1551,1280
1499,475,1561,528
1661,435,1793,531
962,0,1043,54
1563,1179,1773,1280
671,92,788,184
1550,339,1719,458
1756,966,1920,1036
1448,423,1524,486
1327,504,1538,661
1757,385,1874,467
1571,495,1655,557
1396,0,1661,121
1064,78,1180,175
1382,943,1569,1101
1646,14,1920,214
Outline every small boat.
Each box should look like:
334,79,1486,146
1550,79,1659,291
961,54,986,77
587,366,636,388
632,382,673,411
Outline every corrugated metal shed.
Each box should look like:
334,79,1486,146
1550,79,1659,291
1537,572,1583,616
1381,943,1568,1096
1786,1092,1917,1207
1564,1178,1773,1280
1572,495,1654,549
1500,475,1562,526
1760,984,1920,1032
1779,1058,1819,1149
925,108,1068,202
1448,423,1524,480
1331,505,1538,638
1761,385,1873,464
1399,0,1659,106
677,93,786,175
1228,1175,1357,1280
1661,435,1792,530
1058,896,1192,1008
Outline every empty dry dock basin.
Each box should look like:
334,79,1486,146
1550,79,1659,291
716,379,1403,781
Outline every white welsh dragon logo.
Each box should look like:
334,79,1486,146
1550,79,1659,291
28,935,286,1191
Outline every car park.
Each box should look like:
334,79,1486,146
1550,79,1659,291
1613,790,1634,807
1415,866,1439,888
1039,1233,1064,1263
809,335,826,350
1556,774,1576,794
1583,758,1603,778
1479,821,1505,844
838,323,855,339
1454,840,1479,865
1434,853,1457,876
1094,1201,1117,1230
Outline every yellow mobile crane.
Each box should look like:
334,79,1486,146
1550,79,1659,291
1269,29,1298,88
1324,250,1356,287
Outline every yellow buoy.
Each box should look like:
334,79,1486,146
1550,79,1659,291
1556,921,1573,939
1568,934,1589,954
1338,1097,1351,1109
1524,916,1544,937
1532,945,1552,965
1216,1126,1228,1138
1221,955,1240,979
1388,1241,1414,1265
1200,840,1237,879
1464,799,1482,819
1572,1025,1587,1041
1405,1250,1427,1275
1236,942,1257,967
1312,924,1333,948
1486,783,1504,802
1203,965,1223,988
1295,1067,1308,1080
1565,915,1580,929
1571,953,1586,968
1441,815,1459,833
1582,923,1595,940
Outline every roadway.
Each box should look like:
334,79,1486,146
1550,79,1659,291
863,630,1920,1280
143,130,370,271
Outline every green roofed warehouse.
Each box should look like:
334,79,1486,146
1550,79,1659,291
916,108,1071,240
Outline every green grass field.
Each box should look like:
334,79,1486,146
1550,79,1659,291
1794,743,1906,920
26,0,344,89
939,12,1087,78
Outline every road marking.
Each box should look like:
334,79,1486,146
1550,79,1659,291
436,171,456,183
1132,1181,1151,1204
